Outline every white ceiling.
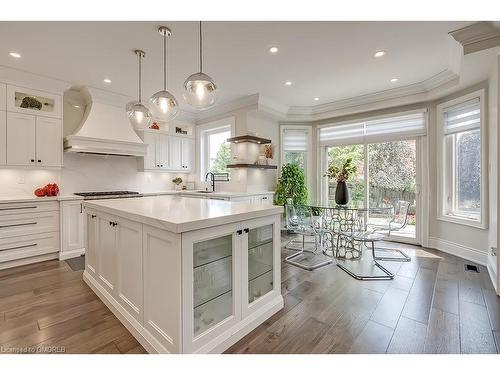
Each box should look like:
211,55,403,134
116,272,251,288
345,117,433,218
0,21,471,112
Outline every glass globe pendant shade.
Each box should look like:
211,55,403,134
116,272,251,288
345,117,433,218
183,72,217,109
149,90,179,121
127,102,152,129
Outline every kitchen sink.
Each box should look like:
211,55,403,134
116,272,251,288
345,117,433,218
195,190,215,193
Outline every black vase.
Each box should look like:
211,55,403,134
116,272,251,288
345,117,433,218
335,181,349,205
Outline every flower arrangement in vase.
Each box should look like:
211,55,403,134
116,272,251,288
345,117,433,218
324,158,357,205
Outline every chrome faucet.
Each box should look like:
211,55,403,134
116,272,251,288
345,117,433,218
205,172,215,192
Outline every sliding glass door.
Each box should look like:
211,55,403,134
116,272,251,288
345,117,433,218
324,139,419,244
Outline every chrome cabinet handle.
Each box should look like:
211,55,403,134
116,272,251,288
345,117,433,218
0,243,37,252
0,222,37,228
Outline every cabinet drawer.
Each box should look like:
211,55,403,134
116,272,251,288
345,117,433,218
0,231,59,263
0,201,58,216
0,210,59,238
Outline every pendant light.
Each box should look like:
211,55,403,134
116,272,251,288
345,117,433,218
183,21,217,109
149,26,178,121
127,49,152,129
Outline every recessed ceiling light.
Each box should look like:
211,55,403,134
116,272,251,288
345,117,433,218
390,78,399,83
9,52,21,58
269,46,279,54
374,50,386,58
314,97,320,101
103,78,112,84
73,105,81,108
285,81,292,86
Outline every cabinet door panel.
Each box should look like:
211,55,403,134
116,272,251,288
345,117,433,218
169,136,182,170
6,112,35,166
97,214,117,294
181,138,194,171
142,132,158,170
36,117,62,167
159,134,169,169
241,215,281,318
116,217,143,321
182,222,241,353
62,201,84,253
143,225,182,353
85,210,98,276
0,111,6,165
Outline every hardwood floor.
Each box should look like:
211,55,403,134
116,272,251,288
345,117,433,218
225,235,500,354
0,236,498,354
0,260,145,354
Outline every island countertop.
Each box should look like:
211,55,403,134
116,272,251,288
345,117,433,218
83,195,284,233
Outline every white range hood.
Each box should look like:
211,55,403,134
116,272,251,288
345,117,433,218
63,86,147,157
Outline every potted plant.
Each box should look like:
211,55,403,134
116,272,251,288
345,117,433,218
274,163,308,206
172,177,183,191
324,158,357,205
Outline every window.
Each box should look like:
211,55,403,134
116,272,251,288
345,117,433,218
198,117,235,180
437,90,487,228
280,126,312,189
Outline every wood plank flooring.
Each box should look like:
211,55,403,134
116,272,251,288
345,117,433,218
225,235,500,354
0,235,498,354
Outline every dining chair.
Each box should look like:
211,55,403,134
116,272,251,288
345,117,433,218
369,200,411,262
284,200,333,271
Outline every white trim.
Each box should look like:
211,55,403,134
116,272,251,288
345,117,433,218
428,236,488,266
436,89,488,230
487,254,498,294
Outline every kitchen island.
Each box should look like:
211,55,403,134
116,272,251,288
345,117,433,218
82,195,284,354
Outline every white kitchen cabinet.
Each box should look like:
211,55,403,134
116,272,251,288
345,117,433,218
96,212,118,295
85,209,98,277
5,112,62,168
0,83,6,111
88,210,144,321
169,136,182,170
181,138,194,171
138,130,170,171
36,117,62,167
181,215,281,353
0,111,6,165
60,200,85,260
6,112,36,166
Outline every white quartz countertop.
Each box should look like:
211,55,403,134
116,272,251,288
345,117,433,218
83,195,283,233
0,194,82,204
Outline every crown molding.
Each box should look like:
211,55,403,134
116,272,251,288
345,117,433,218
285,69,459,121
449,21,500,55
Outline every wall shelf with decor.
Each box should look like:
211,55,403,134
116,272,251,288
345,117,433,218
226,135,271,144
226,163,277,169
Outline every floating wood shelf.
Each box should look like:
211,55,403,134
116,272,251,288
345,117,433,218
226,135,272,144
226,163,277,169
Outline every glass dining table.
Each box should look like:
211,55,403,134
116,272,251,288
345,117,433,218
305,201,397,280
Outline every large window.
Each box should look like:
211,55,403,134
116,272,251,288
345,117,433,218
198,117,234,180
437,90,486,228
320,111,425,242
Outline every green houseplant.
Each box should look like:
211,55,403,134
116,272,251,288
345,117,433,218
274,163,308,206
324,158,357,205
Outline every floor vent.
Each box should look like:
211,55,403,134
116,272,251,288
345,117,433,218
465,264,479,273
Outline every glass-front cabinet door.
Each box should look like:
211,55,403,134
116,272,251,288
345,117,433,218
241,216,281,317
181,222,242,353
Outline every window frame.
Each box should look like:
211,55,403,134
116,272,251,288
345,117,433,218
280,124,313,193
436,89,488,229
196,117,235,181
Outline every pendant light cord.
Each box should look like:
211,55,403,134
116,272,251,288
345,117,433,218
138,52,142,103
163,31,167,90
199,21,203,73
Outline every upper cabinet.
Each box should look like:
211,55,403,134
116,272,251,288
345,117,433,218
6,85,62,119
0,83,63,169
137,127,194,173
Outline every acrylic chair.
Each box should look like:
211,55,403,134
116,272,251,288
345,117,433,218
284,199,333,270
369,200,412,262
